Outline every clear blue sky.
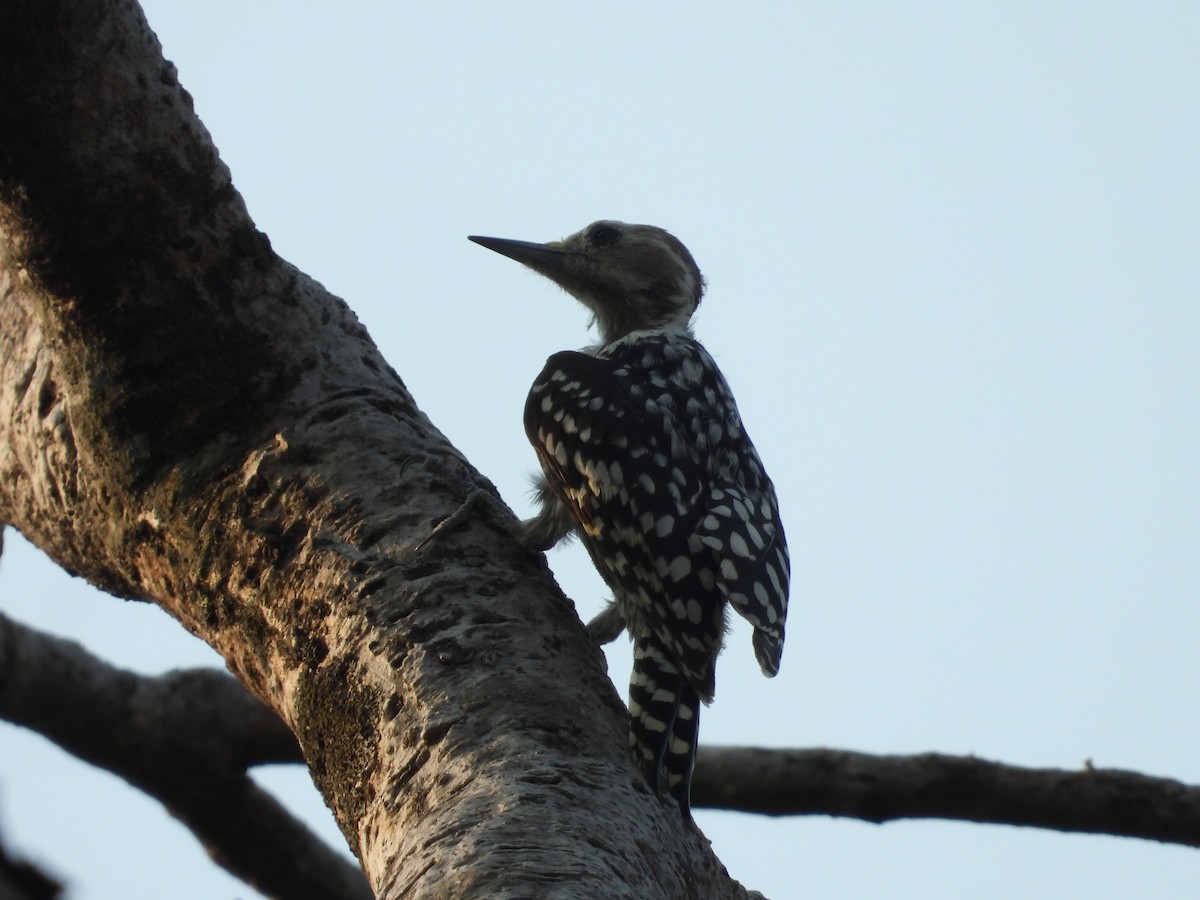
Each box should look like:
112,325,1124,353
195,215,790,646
2,3,1198,898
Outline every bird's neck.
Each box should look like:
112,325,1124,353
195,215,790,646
591,322,695,356
593,308,694,347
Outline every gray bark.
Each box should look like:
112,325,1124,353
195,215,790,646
0,2,740,897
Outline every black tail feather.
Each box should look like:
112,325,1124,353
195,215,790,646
628,634,701,817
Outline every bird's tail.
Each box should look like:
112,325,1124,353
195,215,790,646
629,634,701,817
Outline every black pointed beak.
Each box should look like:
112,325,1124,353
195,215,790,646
468,235,570,272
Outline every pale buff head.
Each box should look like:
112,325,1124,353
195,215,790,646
470,220,705,345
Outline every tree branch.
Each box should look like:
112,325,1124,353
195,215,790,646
694,747,1200,848
0,610,368,900
0,2,743,897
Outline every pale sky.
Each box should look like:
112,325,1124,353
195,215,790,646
2,3,1198,898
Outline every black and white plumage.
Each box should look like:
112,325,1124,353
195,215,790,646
469,220,790,816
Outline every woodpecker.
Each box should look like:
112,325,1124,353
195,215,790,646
469,220,790,816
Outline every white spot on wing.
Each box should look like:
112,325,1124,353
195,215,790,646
729,531,753,559
668,555,691,581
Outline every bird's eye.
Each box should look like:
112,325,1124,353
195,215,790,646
588,224,622,247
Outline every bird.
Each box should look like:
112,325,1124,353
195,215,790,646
469,220,790,817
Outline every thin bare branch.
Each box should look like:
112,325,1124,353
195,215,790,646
694,746,1200,848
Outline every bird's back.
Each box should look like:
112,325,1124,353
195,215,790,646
525,330,790,700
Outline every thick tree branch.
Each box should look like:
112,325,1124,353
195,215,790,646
0,2,743,897
0,610,367,900
694,747,1200,848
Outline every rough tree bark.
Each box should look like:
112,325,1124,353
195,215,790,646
0,2,742,897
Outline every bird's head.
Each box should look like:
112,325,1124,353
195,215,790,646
469,220,705,345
